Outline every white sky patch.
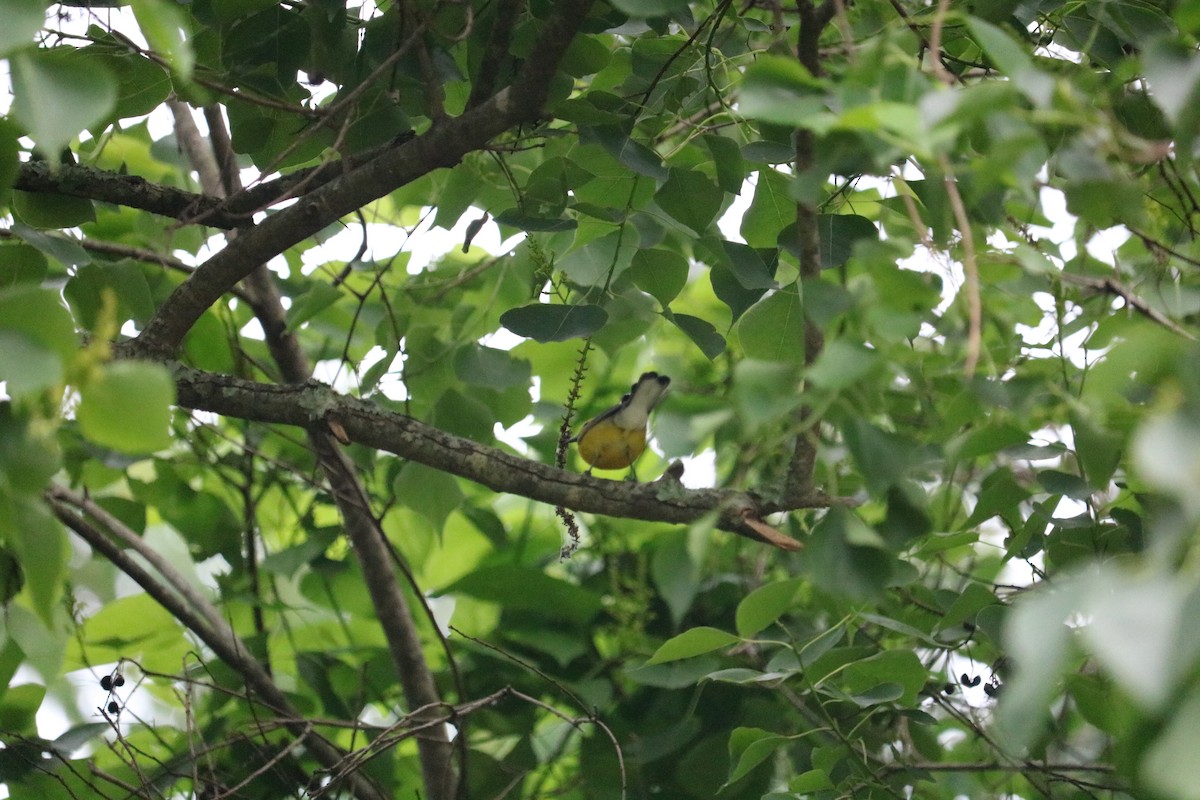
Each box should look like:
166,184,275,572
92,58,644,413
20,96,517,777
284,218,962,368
677,448,718,489
718,174,755,243
1086,225,1131,265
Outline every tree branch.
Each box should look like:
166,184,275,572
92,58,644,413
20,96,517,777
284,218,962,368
13,161,250,230
153,361,840,546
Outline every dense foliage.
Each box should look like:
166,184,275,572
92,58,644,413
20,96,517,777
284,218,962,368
2,0,1200,798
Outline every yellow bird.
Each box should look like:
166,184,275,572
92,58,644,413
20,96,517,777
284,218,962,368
571,372,671,474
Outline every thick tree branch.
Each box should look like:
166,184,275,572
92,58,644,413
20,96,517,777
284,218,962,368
129,0,596,358
154,362,840,546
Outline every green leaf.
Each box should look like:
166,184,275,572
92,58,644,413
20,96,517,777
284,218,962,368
608,0,689,17
395,462,463,535
446,566,602,626
964,467,1030,530
0,549,24,606
705,134,746,194
77,361,175,454
2,495,67,626
791,769,835,792
0,244,49,288
558,231,636,287
651,530,702,627
935,583,998,633
739,55,827,127
1144,39,1200,150
842,650,927,706
725,727,786,786
736,578,804,637
807,509,895,599
492,209,577,231
806,340,880,391
729,360,803,434
10,49,117,159
10,224,90,268
735,285,807,363
0,332,60,398
625,657,721,688
632,248,688,307
0,636,25,707
815,214,877,268
719,240,778,290
1143,687,1200,800
655,169,723,235
0,684,44,732
647,626,740,665
132,0,195,81
0,287,77,365
996,577,1085,749
704,668,773,684
844,418,925,492
80,40,172,125
1065,674,1125,735
182,310,236,374
130,475,240,560
0,407,60,494
453,346,532,390
1070,409,1123,488
947,423,1029,462
741,168,793,247
590,128,667,180
500,303,607,342
71,592,189,672
710,260,769,322
1036,469,1092,501
1133,412,1200,509
211,0,277,21
966,17,1053,105
11,190,95,230
65,261,155,328
1082,567,1200,711
0,118,19,213
670,312,726,359
0,0,45,58
285,281,342,332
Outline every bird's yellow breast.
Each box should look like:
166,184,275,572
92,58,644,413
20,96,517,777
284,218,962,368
576,419,647,470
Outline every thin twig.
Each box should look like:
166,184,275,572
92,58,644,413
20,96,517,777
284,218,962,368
929,0,956,86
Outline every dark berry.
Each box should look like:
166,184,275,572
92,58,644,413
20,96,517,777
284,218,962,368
107,701,120,714
100,675,112,691
114,675,125,687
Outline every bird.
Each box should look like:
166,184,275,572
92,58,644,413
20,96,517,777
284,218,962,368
570,372,671,476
